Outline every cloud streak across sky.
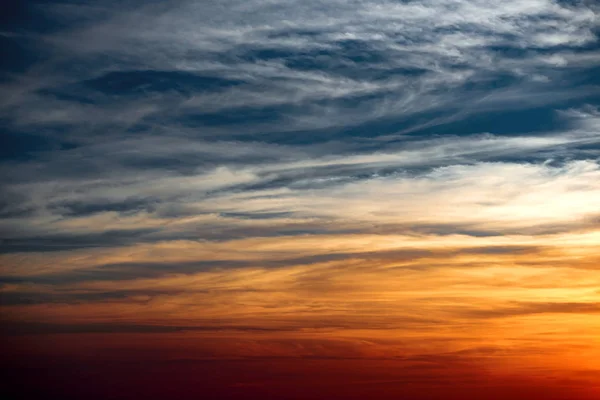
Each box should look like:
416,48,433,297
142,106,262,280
1,0,600,399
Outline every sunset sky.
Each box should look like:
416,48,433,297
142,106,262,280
1,1,600,399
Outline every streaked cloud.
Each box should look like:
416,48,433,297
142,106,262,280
1,1,600,398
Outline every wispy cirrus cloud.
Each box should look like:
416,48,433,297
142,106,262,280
2,0,599,134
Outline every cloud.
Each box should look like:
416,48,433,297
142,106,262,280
2,109,600,253
461,301,600,319
2,0,599,136
1,2,600,391
0,321,298,335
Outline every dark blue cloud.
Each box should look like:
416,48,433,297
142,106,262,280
180,104,287,127
50,198,157,216
0,228,161,253
83,70,245,96
0,36,46,80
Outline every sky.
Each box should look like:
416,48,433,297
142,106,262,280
1,0,600,399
